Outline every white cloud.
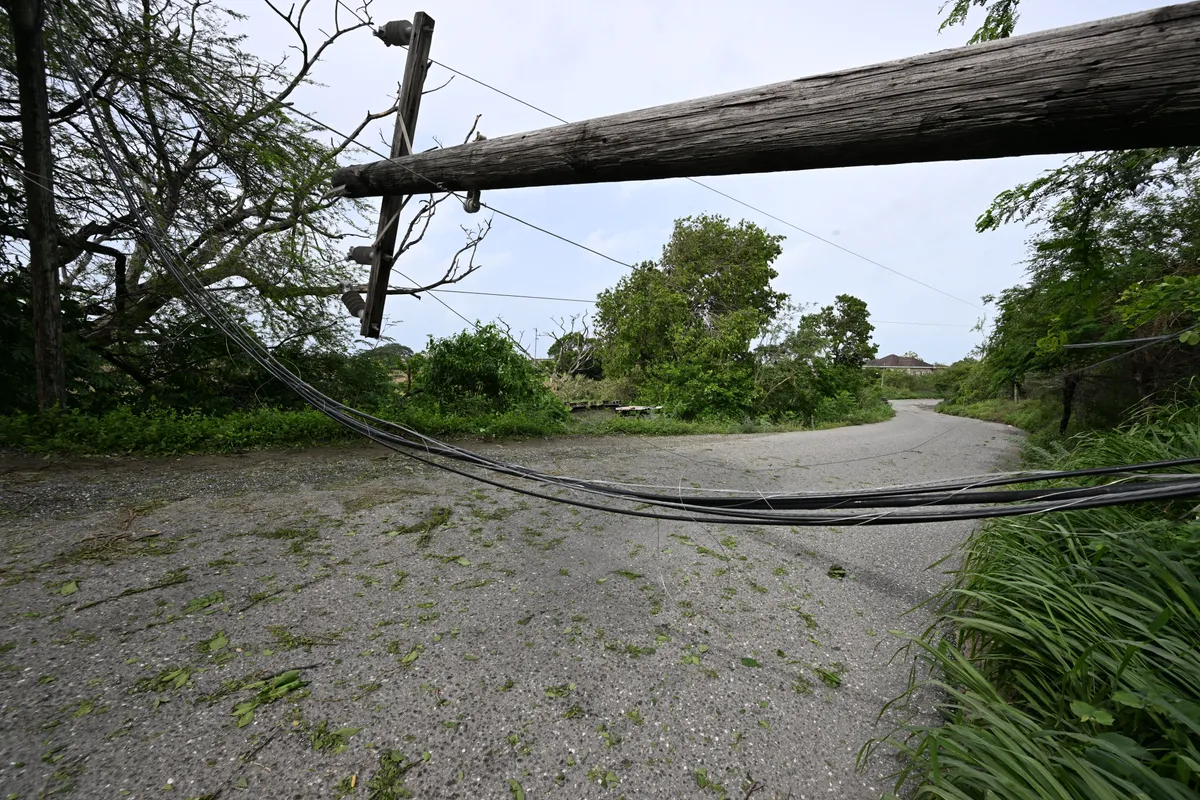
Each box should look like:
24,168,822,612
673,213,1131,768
237,0,1168,364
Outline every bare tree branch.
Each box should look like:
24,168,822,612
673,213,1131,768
547,312,598,377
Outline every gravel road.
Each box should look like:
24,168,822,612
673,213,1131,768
0,400,1020,800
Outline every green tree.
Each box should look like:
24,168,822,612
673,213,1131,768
805,294,878,369
595,215,787,418
939,0,1021,43
754,303,826,420
0,1,484,413
547,330,602,379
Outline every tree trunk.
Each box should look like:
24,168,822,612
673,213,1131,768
12,0,65,409
1059,375,1080,435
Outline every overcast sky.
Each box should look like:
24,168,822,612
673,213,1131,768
239,0,1167,364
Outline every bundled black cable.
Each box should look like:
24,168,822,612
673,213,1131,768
63,55,1200,528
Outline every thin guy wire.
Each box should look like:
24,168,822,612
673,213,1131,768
1064,323,1200,376
285,105,637,269
426,58,983,309
54,23,1200,520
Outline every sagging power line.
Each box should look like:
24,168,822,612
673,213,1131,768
423,57,981,309
50,7,1200,527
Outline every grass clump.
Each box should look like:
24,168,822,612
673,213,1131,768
936,397,1060,439
865,404,1200,799
389,507,452,548
309,720,361,753
0,406,352,455
367,750,419,799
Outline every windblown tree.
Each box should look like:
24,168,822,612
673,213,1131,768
0,0,485,413
753,295,878,419
935,0,1200,430
804,293,877,369
973,148,1200,431
753,301,823,419
546,329,602,379
595,214,787,418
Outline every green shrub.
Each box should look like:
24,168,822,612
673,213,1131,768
0,406,351,455
547,374,637,405
876,370,944,399
937,397,1063,443
812,390,858,424
415,324,557,414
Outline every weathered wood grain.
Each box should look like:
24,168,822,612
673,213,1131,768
333,2,1200,198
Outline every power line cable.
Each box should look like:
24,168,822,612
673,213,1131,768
285,105,637,271
53,23,1200,524
476,203,635,269
1063,328,1198,348
426,58,983,309
1064,324,1200,376
425,289,973,327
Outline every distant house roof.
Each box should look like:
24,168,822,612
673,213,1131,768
867,354,936,369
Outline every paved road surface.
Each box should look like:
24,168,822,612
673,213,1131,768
0,401,1020,799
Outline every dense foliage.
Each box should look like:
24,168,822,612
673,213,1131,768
939,148,1200,434
871,9,1200,800
401,324,568,432
593,215,886,423
595,215,788,418
1,0,385,414
869,401,1200,800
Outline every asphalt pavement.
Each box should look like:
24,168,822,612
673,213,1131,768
0,400,1021,799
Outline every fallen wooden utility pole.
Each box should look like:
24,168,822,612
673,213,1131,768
332,2,1200,198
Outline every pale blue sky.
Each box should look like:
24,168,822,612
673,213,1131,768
240,0,1168,364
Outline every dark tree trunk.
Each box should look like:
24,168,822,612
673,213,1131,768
12,0,65,409
1060,375,1080,435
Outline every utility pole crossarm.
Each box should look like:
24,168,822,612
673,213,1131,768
332,2,1200,198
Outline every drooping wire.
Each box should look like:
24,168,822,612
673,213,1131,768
424,58,982,309
53,28,1200,526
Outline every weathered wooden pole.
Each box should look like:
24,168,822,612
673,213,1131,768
333,2,1200,198
360,12,435,338
12,0,66,408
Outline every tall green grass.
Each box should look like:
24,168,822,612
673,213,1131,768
937,397,1061,438
864,403,1200,799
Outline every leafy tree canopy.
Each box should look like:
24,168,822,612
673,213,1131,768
595,214,786,376
804,294,878,369
938,0,1021,43
594,215,787,418
1,1,482,414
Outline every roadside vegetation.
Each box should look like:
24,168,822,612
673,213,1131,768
862,3,1200,799
868,400,1200,800
3,5,891,456
3,206,893,455
876,361,975,401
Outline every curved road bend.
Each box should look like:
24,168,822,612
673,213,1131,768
0,400,1022,799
